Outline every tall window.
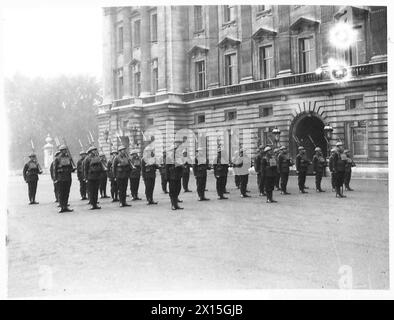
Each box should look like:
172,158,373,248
346,122,367,157
195,60,206,90
117,68,124,99
342,25,364,65
223,5,235,22
194,6,203,31
225,53,238,85
152,60,158,93
134,71,141,97
117,26,124,52
299,37,313,73
259,45,274,79
151,14,158,42
134,20,141,47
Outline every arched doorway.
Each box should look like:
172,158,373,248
289,112,328,173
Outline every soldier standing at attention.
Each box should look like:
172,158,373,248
232,149,251,198
113,145,133,207
328,148,337,192
166,144,184,210
181,149,192,192
332,142,347,198
254,145,263,196
277,146,292,195
159,151,169,194
213,147,228,200
273,148,281,191
232,150,240,189
193,147,210,201
261,146,277,203
84,146,105,210
53,145,74,213
23,153,43,205
50,150,61,203
99,153,109,199
296,146,310,193
312,147,327,192
77,151,88,200
107,150,119,202
141,146,159,205
344,149,356,191
129,149,142,201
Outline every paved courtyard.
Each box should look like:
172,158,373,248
7,172,389,297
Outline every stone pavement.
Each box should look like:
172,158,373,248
7,173,389,297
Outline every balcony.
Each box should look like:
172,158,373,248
182,61,387,102
102,61,386,111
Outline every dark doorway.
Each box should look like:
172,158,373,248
290,113,327,174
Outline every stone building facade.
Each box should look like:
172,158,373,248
97,5,387,175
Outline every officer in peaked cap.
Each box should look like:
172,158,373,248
23,152,43,205
107,149,119,202
181,148,192,193
295,146,310,193
166,142,184,210
312,147,327,192
77,150,88,200
277,145,292,195
141,145,159,205
129,148,142,201
213,146,229,200
261,146,277,203
193,146,210,201
99,153,109,199
232,148,251,198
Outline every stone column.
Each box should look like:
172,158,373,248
140,7,151,97
102,8,115,104
277,5,293,76
240,5,253,83
122,8,132,97
43,134,54,170
157,6,167,93
207,5,219,88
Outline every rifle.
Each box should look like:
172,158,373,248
62,137,77,170
54,136,61,149
30,139,35,153
308,134,317,148
78,139,84,151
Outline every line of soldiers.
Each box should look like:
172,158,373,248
24,141,356,211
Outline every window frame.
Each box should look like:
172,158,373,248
194,6,203,32
195,113,206,124
224,52,238,85
299,37,314,73
225,109,237,122
259,105,273,118
259,44,274,79
151,13,158,43
345,121,368,159
134,19,141,48
195,60,206,91
117,25,124,53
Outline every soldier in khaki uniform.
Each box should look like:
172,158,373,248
84,146,106,210
53,145,74,213
23,153,43,205
113,145,133,207
312,147,327,192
